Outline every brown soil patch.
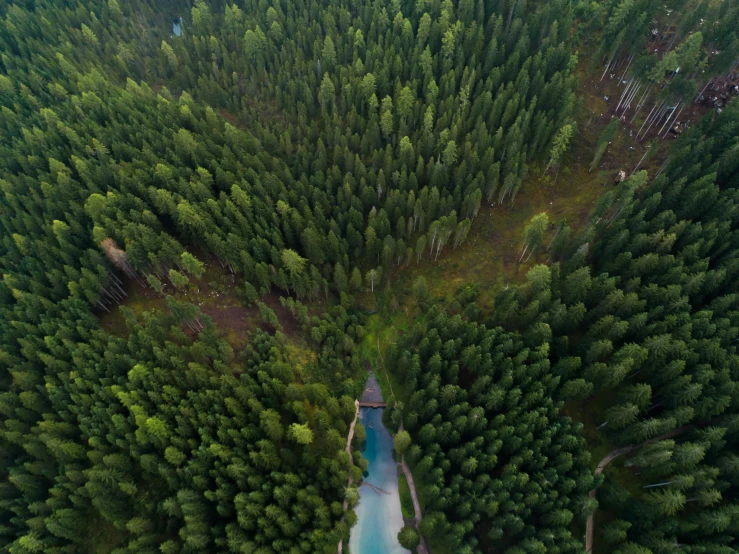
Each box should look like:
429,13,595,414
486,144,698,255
200,303,251,344
260,289,302,339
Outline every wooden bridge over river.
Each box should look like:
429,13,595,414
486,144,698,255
358,401,386,408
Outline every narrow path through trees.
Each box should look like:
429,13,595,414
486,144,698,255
337,399,360,554
585,425,693,553
585,445,635,553
399,459,429,554
397,416,429,554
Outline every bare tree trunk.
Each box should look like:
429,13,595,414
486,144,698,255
660,15,675,43
636,101,659,136
630,81,656,123
666,30,680,51
111,279,128,297
547,227,560,249
607,203,627,227
615,79,634,112
105,287,124,303
505,0,517,33
101,288,119,304
623,82,641,112
519,243,529,263
600,50,617,82
662,104,685,138
640,102,668,140
619,54,635,83
637,102,667,138
632,148,650,175
623,81,643,113
643,482,671,489
620,81,639,113
655,157,670,179
695,79,712,102
657,102,681,137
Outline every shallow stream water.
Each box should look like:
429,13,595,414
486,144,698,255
348,408,410,554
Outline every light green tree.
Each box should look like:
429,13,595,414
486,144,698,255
520,213,550,263
394,431,411,457
547,124,574,183
288,423,314,445
282,249,307,277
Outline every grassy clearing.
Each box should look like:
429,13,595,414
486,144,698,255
356,311,415,406
99,262,321,357
397,471,415,520
100,263,245,337
382,62,668,316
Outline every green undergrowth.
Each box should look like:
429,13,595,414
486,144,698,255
378,61,667,318
356,311,414,407
100,262,321,360
100,263,243,335
397,472,415,521
354,65,666,554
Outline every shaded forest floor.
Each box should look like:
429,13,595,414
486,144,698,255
99,262,329,373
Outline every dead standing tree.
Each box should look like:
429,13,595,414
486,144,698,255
100,238,146,287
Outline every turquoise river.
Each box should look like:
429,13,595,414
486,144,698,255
349,408,410,554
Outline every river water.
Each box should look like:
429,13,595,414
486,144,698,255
349,408,410,554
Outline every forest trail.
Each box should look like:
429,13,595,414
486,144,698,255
337,399,360,554
585,446,635,553
399,459,429,554
377,331,428,553
397,416,429,554
585,425,693,552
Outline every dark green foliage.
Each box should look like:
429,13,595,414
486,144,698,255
388,307,593,552
1,0,737,552
398,525,420,549
495,98,739,553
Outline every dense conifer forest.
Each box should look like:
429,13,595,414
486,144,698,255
0,0,738,552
